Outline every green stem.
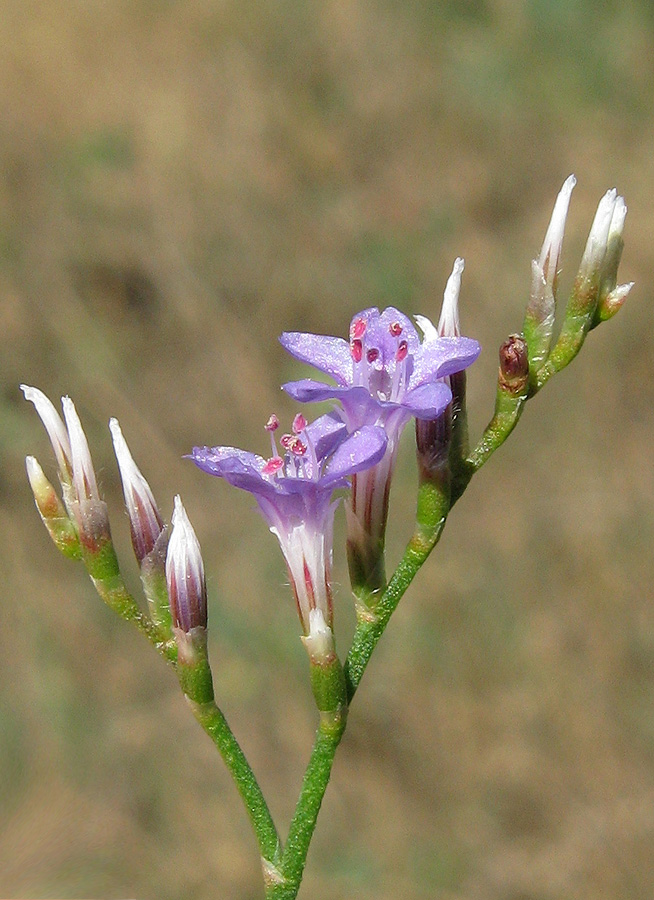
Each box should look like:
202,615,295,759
267,718,346,900
345,479,450,699
190,697,282,868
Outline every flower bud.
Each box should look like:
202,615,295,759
57,396,113,555
415,258,468,486
166,496,207,636
21,384,74,507
524,175,576,376
109,418,165,564
499,334,529,393
25,455,81,559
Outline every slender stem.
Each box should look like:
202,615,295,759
345,479,450,698
190,698,282,867
90,565,280,865
267,719,346,900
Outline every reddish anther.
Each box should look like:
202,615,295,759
389,321,403,337
395,340,408,362
262,456,284,475
292,413,307,434
351,339,363,363
265,414,280,432
350,318,367,340
289,437,307,456
366,348,379,364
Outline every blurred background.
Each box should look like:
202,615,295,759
2,2,654,898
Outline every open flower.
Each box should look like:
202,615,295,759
280,303,480,601
190,412,387,646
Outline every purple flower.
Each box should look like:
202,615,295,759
280,306,479,433
279,303,480,601
190,412,387,643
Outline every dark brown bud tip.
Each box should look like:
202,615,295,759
499,334,529,391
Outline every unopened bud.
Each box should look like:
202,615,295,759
25,455,81,559
577,188,621,288
21,385,74,507
109,418,165,564
595,281,634,324
524,176,576,377
62,397,100,503
499,334,529,392
166,496,207,636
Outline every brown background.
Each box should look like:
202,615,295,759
2,2,654,898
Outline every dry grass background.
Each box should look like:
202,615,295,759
2,1,654,898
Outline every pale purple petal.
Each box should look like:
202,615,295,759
303,411,346,461
411,336,480,386
402,381,453,419
189,446,280,497
322,425,388,484
280,332,352,384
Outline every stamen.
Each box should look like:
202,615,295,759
366,348,380,364
265,414,280,457
289,437,307,456
280,433,294,451
351,339,363,363
292,413,307,434
262,456,284,476
395,340,408,362
390,341,409,400
350,318,367,340
389,321,402,337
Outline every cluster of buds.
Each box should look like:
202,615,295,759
22,386,208,672
524,175,632,392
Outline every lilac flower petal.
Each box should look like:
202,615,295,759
322,425,388,484
282,378,357,403
304,411,347,460
411,336,481,386
191,445,265,475
402,382,453,419
189,446,281,497
280,332,352,385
